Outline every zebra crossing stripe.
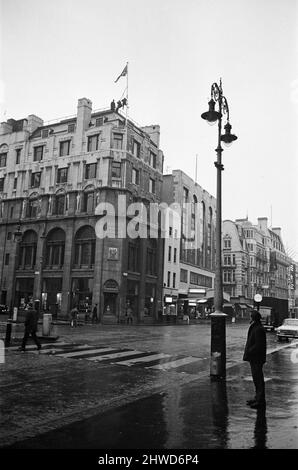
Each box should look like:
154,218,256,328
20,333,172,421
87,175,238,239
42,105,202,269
57,347,117,358
31,344,93,355
87,350,144,362
115,352,171,366
148,356,201,370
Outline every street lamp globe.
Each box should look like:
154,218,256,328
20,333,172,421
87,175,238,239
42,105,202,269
220,122,237,146
201,99,221,125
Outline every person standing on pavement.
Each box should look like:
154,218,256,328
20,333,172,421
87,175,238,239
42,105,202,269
243,310,267,409
92,304,98,324
19,303,41,352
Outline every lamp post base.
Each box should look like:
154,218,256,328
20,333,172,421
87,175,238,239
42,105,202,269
210,312,227,379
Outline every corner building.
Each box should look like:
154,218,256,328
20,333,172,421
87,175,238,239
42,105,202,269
0,98,164,323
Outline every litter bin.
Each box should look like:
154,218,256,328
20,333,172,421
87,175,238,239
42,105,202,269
42,313,52,336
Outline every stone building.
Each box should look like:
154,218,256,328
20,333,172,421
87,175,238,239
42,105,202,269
0,98,164,323
161,170,216,316
222,217,290,317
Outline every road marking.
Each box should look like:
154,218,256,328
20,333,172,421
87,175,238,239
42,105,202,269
148,356,201,370
31,344,93,355
57,347,117,358
115,352,171,366
88,350,145,361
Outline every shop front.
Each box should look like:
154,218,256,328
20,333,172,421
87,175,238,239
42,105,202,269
71,277,93,318
126,279,139,321
42,277,63,318
15,277,34,308
103,279,119,323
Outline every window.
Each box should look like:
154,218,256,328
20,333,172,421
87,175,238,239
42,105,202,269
73,226,96,268
168,246,172,262
13,178,17,190
7,232,12,240
111,161,121,179
180,268,188,283
167,271,171,287
26,197,39,218
146,239,157,275
132,168,140,185
224,238,231,249
68,123,75,133
128,239,140,272
10,206,14,218
85,163,97,179
0,177,4,192
169,226,173,237
16,148,21,164
149,178,155,194
224,255,231,265
183,187,189,203
133,140,141,158
57,167,68,184
59,140,70,157
33,146,44,162
232,254,236,265
18,230,37,269
149,151,157,168
53,193,66,215
31,172,41,188
113,133,123,149
190,271,213,288
87,134,99,152
173,248,177,263
5,253,9,265
81,190,95,213
0,153,7,167
223,270,232,283
95,117,103,127
173,272,176,289
45,228,65,267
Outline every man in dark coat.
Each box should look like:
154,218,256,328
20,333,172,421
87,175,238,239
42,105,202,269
243,310,267,408
19,304,42,352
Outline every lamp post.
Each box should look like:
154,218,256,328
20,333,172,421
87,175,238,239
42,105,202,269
201,79,237,379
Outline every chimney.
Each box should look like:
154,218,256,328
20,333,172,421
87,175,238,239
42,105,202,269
77,98,92,131
141,125,160,147
258,217,268,232
272,227,281,238
27,115,44,133
0,121,13,135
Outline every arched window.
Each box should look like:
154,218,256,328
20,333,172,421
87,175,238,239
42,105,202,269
0,144,8,168
146,239,157,275
45,228,65,267
26,193,39,218
81,185,95,213
18,230,37,269
73,226,96,268
53,190,66,215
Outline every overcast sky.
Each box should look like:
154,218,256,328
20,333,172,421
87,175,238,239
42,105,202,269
1,0,297,256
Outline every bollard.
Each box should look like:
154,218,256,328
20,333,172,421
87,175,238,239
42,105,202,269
42,313,52,336
5,321,12,347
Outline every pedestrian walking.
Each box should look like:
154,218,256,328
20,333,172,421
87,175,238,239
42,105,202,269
126,305,133,325
243,310,267,409
92,304,98,324
70,306,78,328
19,303,41,352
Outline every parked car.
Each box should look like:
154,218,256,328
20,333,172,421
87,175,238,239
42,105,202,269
276,318,298,342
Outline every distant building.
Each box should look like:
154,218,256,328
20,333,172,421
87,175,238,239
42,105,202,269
161,170,216,317
0,98,164,323
222,217,291,319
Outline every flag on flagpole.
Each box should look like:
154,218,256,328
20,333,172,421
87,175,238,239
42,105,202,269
115,64,128,83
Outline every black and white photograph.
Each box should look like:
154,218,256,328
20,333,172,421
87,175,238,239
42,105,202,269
0,0,298,461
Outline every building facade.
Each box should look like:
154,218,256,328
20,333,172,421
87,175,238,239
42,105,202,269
161,170,216,316
0,98,164,323
222,217,291,317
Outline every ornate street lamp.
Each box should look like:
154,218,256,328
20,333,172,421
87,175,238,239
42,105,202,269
201,79,237,379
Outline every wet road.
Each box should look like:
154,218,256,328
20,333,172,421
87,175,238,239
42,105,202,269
1,323,297,449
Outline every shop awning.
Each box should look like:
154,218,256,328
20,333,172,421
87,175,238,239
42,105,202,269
197,299,208,303
223,303,233,307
